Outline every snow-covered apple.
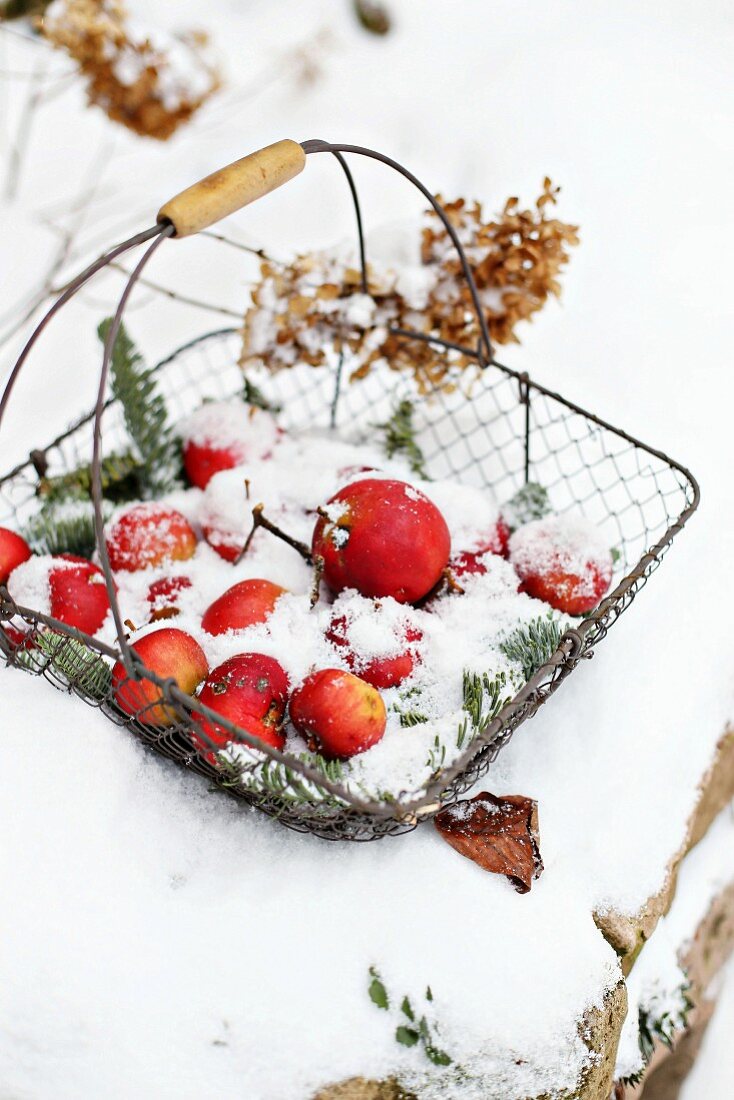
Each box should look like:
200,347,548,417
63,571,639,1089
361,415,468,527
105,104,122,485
0,526,31,585
181,400,280,489
509,515,613,615
106,503,197,572
289,668,387,759
112,627,208,726
201,577,287,636
312,478,451,604
147,575,192,621
326,610,422,689
8,553,112,634
191,653,288,758
450,519,511,577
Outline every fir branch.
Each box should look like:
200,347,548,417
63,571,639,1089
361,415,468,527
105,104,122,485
37,451,143,506
621,982,694,1087
243,375,281,413
24,501,108,559
501,481,550,531
98,319,179,497
456,669,512,748
393,685,429,728
499,615,563,683
26,633,112,699
375,399,427,478
426,734,446,775
217,750,347,809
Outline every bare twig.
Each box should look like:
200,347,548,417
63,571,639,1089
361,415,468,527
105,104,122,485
236,502,312,565
4,52,47,200
106,261,242,319
310,554,324,608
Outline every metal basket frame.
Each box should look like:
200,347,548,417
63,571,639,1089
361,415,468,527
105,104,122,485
0,141,700,840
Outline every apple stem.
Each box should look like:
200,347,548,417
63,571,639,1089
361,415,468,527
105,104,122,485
443,567,465,595
236,503,312,565
309,554,325,609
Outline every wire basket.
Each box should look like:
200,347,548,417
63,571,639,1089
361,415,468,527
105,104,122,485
0,140,699,841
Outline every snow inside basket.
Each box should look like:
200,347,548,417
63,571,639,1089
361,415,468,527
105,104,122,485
0,326,698,842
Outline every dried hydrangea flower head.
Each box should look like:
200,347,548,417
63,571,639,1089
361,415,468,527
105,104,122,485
240,181,579,392
42,0,220,140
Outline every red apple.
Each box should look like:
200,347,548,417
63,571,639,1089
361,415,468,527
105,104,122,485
0,526,32,585
147,575,193,621
181,401,280,489
450,519,510,577
112,627,208,726
49,555,113,634
312,479,451,604
106,503,197,572
191,653,288,759
202,528,240,563
201,578,287,636
326,613,422,689
509,515,613,615
289,669,387,759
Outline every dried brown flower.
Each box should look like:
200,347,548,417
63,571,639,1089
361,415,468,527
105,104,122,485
240,182,579,390
42,0,220,140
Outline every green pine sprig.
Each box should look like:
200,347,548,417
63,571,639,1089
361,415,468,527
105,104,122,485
501,481,550,531
216,750,347,809
456,669,513,749
393,684,429,728
243,376,281,413
24,501,106,559
98,319,179,497
499,614,563,683
621,981,694,1087
375,399,427,478
37,451,143,507
17,632,112,700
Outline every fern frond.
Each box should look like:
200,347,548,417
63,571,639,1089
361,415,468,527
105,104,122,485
98,319,179,497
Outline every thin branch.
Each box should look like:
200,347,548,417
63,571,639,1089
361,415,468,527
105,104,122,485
236,502,312,565
106,261,242,319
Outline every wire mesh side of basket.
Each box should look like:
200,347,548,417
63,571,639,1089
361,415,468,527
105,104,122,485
0,328,699,839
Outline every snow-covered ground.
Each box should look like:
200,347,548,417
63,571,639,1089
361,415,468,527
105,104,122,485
0,1,732,1097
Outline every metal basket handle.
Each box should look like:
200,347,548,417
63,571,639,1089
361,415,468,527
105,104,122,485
2,138,495,667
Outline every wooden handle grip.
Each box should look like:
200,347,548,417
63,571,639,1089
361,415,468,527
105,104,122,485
157,139,306,238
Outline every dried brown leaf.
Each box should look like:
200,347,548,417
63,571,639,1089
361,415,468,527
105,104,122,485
434,791,543,893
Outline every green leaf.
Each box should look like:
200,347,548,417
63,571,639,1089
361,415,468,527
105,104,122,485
395,1025,419,1047
425,986,433,1002
611,546,622,565
368,967,389,1010
425,1044,452,1066
400,996,414,1021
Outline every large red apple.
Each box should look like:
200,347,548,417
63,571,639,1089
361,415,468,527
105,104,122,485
509,515,613,615
191,653,288,758
201,578,287,636
312,479,451,604
181,401,280,489
289,668,387,759
106,503,197,572
0,527,31,585
112,627,208,726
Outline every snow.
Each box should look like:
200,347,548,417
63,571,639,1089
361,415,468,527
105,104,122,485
0,0,733,1097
